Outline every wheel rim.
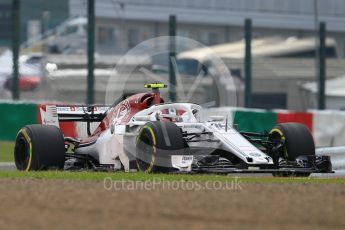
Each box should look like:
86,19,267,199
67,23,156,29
14,137,29,170
269,129,289,159
136,133,155,171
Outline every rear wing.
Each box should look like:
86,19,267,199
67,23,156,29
39,105,109,127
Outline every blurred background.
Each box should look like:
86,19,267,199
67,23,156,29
1,0,345,109
1,0,345,148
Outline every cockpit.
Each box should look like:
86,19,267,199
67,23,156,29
132,103,202,123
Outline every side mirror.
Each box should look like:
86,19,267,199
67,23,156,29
200,64,208,76
233,124,239,131
208,116,225,122
133,116,151,122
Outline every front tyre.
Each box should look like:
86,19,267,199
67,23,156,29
269,122,315,177
14,125,65,171
136,121,185,173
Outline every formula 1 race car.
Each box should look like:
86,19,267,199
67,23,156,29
14,83,332,176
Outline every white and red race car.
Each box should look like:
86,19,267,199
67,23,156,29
14,84,332,176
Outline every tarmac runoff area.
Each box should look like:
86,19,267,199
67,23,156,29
0,162,344,178
0,163,16,171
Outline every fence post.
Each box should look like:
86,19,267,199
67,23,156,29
12,0,20,100
169,15,177,102
244,18,252,108
87,0,95,104
318,22,326,110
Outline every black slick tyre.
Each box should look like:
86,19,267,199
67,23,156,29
14,125,65,171
269,122,315,177
136,121,185,173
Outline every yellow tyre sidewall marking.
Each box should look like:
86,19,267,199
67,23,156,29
270,128,288,159
17,128,32,171
137,125,157,173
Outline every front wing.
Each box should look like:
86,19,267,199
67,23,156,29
171,155,333,174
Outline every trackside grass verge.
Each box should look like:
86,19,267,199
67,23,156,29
0,141,14,162
0,171,344,184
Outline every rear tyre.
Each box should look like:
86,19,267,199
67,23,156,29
14,125,65,171
269,122,315,177
136,121,185,173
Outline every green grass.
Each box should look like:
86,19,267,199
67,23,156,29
0,171,344,184
0,141,343,184
0,141,14,162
